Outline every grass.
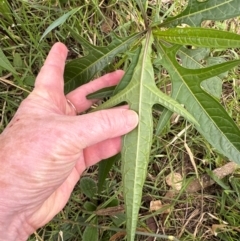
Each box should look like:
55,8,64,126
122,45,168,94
1,0,240,240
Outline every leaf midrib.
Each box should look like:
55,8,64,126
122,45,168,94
161,36,240,47
130,31,151,230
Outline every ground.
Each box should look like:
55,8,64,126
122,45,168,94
0,1,240,240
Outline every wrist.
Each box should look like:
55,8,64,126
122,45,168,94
0,135,34,240
0,212,34,241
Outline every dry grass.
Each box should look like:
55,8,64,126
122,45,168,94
0,1,240,240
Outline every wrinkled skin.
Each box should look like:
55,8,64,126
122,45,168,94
0,43,138,240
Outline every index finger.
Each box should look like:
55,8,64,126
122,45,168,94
35,42,68,93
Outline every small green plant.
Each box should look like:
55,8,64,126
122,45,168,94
79,177,99,241
78,177,126,241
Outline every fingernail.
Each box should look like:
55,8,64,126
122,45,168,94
125,110,138,128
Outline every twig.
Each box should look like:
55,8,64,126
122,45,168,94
186,161,239,193
0,77,30,93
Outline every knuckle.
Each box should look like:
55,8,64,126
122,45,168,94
98,110,115,131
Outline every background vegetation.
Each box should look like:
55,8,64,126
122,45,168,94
0,0,240,240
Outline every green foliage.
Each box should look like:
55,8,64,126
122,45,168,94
82,219,98,241
153,28,240,48
62,1,240,240
156,0,240,27
157,43,240,163
0,49,18,75
79,177,97,200
0,0,13,25
97,153,120,194
179,47,225,99
64,31,143,93
1,0,240,240
39,8,80,42
79,177,99,240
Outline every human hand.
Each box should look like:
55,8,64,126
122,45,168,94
0,43,138,241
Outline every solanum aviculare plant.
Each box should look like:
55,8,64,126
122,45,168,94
63,1,240,240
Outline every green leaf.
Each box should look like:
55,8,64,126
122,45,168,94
0,0,13,24
206,169,230,190
112,213,126,227
106,198,119,207
86,46,147,203
87,86,115,99
64,31,143,93
0,48,17,75
39,8,80,42
153,28,240,48
136,0,148,27
178,47,224,99
93,32,197,241
83,201,97,212
98,153,120,194
23,75,35,87
113,47,142,95
87,47,141,100
155,108,172,135
158,43,240,164
82,218,98,241
156,46,226,135
79,177,97,200
13,53,24,69
159,0,240,27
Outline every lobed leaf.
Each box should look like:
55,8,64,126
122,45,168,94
178,47,225,99
155,44,228,135
87,47,141,99
93,47,143,193
64,31,143,93
113,47,142,95
157,43,240,164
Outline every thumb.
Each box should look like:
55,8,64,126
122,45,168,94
69,109,138,148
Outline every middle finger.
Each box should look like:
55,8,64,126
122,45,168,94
66,70,124,113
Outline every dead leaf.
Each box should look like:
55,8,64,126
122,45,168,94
109,231,126,241
149,200,171,214
187,161,239,193
95,205,124,216
166,172,183,191
150,200,163,211
212,224,228,236
236,79,240,87
146,217,157,241
101,18,113,33
184,142,199,178
161,0,173,3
